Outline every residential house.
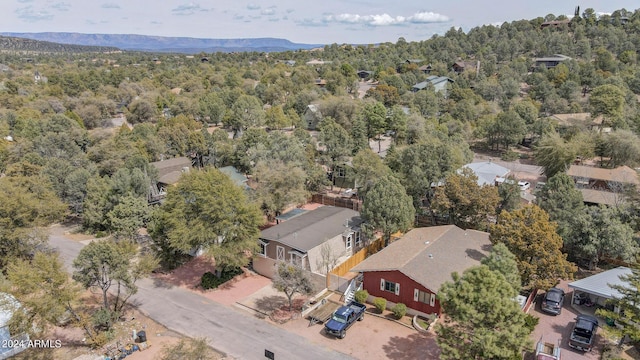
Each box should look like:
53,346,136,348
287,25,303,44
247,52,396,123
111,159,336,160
356,70,374,79
1,293,29,359
452,60,480,74
253,206,363,279
568,267,632,309
303,104,323,130
306,59,333,66
332,161,355,189
566,165,639,206
313,79,327,88
149,157,193,202
533,54,571,69
218,166,249,190
284,60,296,66
548,112,607,133
34,70,47,84
411,76,454,96
461,161,511,186
540,19,571,28
418,64,433,74
351,225,492,316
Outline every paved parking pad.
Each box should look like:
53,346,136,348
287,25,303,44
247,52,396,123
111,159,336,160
277,313,440,360
528,281,604,360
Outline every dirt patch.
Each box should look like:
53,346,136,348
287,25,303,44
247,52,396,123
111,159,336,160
10,300,188,360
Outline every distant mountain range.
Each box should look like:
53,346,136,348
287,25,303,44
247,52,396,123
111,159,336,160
0,32,324,53
0,35,119,53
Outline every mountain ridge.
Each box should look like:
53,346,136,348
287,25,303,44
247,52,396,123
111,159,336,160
0,32,324,53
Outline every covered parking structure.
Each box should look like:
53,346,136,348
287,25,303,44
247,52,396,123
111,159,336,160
568,267,632,309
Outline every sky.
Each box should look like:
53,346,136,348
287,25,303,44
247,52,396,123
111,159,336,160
3,0,639,44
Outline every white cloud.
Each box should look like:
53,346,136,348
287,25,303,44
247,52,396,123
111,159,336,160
261,7,276,16
247,3,260,10
172,2,209,15
407,11,449,23
323,10,449,26
15,6,53,22
101,3,121,9
51,2,71,11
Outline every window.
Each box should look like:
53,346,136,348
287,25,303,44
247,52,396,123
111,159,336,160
336,166,346,177
381,280,400,295
430,293,436,307
354,231,361,247
345,236,352,250
414,289,431,304
258,241,267,257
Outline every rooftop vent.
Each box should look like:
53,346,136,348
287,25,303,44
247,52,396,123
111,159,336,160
428,254,433,259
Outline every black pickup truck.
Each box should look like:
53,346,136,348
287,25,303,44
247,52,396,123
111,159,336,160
324,301,367,339
568,314,598,351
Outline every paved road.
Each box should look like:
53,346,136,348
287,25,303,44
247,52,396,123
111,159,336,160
48,227,354,360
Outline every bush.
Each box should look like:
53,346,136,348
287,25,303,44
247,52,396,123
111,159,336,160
200,268,243,290
501,150,519,162
92,308,118,331
523,314,539,332
373,297,387,313
354,290,368,304
391,303,407,319
201,271,218,290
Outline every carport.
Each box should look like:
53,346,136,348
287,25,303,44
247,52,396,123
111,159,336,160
568,267,632,308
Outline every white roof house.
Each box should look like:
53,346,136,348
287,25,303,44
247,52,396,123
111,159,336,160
568,267,633,300
462,161,511,186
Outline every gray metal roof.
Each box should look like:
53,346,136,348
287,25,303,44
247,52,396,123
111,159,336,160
218,166,249,188
463,161,511,186
568,267,632,299
260,206,362,252
351,225,492,292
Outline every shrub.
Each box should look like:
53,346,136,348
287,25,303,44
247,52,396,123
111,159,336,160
523,314,539,332
391,303,407,319
201,268,243,290
501,150,519,162
92,308,118,331
201,271,218,290
373,297,387,313
354,290,368,304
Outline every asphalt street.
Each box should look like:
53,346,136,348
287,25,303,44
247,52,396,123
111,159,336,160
48,227,355,360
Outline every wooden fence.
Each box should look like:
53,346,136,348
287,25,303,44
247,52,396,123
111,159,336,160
330,236,386,277
311,193,362,212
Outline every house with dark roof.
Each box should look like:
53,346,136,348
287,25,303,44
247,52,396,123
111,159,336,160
356,70,374,79
253,206,363,279
418,64,433,74
452,60,479,74
540,19,571,29
533,54,571,69
411,76,454,96
150,157,192,188
351,225,492,315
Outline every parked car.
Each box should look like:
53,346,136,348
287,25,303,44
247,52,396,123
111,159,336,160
518,181,531,191
324,301,366,339
568,314,598,352
541,288,565,315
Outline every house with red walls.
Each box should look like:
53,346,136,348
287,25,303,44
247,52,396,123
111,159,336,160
351,225,491,316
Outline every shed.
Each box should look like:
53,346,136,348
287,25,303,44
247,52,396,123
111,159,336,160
1,293,29,359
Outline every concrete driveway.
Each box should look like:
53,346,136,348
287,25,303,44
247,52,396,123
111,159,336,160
528,280,604,360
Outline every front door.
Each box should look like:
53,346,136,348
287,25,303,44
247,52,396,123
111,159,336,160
276,246,285,261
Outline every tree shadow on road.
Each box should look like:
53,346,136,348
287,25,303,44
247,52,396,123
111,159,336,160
382,333,440,360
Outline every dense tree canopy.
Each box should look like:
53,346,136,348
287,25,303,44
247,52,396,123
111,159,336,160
490,205,576,290
149,168,263,269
